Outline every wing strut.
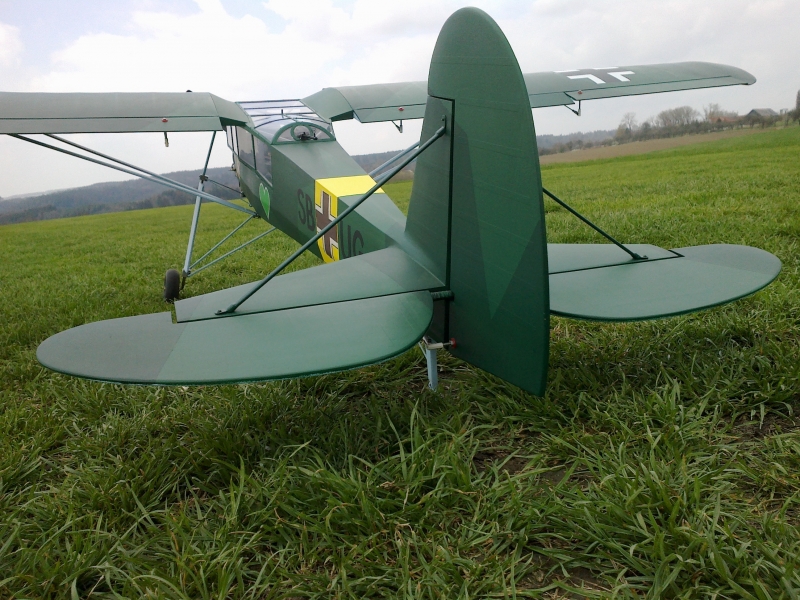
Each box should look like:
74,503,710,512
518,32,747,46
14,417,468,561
368,139,420,178
217,119,448,315
542,187,646,261
183,131,217,277
7,133,255,216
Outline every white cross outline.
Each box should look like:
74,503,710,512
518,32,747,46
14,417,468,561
556,68,636,85
567,74,606,85
608,71,635,82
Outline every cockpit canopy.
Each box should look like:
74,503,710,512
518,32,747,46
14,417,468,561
237,99,334,145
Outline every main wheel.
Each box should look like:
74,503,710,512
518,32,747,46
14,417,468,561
163,269,181,302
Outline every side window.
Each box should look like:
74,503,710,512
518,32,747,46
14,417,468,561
236,127,254,166
255,138,272,183
226,126,238,154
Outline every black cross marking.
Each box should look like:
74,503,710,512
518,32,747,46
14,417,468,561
316,190,338,258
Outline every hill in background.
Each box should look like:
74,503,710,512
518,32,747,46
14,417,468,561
0,167,241,225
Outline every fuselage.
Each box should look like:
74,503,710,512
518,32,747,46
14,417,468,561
224,109,406,265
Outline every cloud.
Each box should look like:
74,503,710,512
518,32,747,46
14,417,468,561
30,0,337,98
26,0,450,98
0,21,22,67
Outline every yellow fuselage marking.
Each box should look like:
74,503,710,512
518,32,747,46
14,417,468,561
314,175,382,263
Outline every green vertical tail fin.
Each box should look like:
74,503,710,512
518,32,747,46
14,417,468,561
405,7,550,395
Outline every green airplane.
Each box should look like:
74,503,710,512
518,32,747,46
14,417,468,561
0,7,780,396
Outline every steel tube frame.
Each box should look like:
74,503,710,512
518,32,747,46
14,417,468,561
189,227,276,277
9,134,255,216
203,177,241,195
542,187,645,261
184,132,216,276
189,214,255,271
217,119,447,315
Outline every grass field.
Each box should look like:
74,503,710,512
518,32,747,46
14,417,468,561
538,128,764,165
1,127,799,598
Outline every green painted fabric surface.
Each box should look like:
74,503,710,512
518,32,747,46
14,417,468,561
175,247,443,323
418,7,550,396
38,292,433,385
550,244,781,321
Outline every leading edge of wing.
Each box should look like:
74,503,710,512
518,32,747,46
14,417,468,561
37,292,433,385
0,92,250,134
303,61,755,121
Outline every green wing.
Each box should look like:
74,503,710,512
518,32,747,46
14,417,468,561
302,61,755,123
0,62,754,132
524,62,755,108
303,82,428,123
0,92,250,133
37,248,440,385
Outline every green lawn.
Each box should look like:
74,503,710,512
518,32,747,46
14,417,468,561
1,127,799,598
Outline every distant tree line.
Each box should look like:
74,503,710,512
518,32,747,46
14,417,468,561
614,103,744,143
614,91,800,145
537,130,616,156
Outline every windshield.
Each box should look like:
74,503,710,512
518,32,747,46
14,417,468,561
237,99,334,145
259,119,333,144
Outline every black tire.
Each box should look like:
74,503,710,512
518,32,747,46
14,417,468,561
164,269,181,302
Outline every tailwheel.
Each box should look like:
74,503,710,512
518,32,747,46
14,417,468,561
163,269,181,302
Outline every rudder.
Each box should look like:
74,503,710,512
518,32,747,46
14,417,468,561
405,7,549,395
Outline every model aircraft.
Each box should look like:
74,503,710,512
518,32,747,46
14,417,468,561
0,7,781,396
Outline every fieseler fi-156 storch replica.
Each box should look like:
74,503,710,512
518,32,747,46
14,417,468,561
1,8,780,396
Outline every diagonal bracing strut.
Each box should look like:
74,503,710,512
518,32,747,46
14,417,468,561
542,187,646,261
8,133,255,216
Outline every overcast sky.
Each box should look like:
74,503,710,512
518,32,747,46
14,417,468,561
0,0,797,198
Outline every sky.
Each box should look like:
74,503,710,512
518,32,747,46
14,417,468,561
0,0,797,198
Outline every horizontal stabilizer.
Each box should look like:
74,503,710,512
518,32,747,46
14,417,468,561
550,244,780,321
176,247,443,323
0,92,250,134
37,292,433,385
547,243,676,273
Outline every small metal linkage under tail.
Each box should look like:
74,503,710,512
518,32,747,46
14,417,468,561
419,336,456,391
